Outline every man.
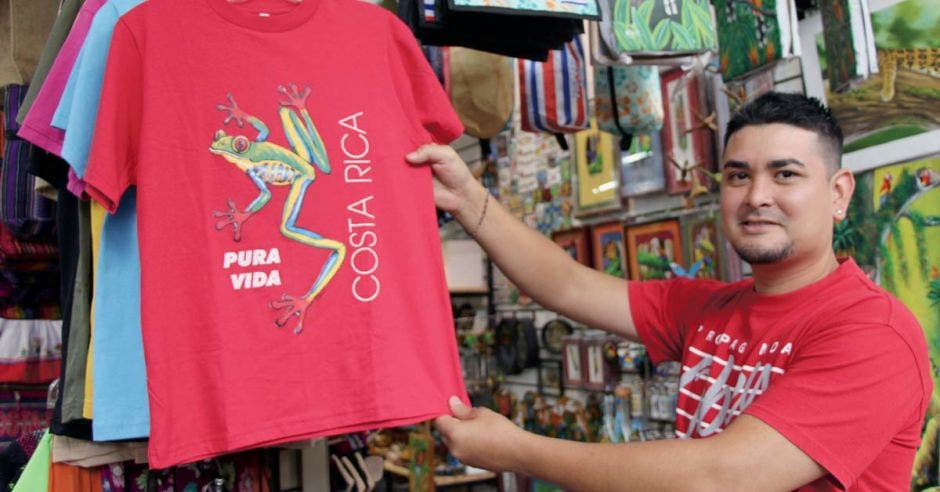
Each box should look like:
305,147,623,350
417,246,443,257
406,92,933,490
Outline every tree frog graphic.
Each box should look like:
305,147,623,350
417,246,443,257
209,84,346,335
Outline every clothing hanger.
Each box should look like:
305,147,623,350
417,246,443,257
354,452,383,491
340,455,366,492
331,455,354,492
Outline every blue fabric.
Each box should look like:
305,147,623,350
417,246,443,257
55,0,150,441
91,189,148,440
57,0,146,176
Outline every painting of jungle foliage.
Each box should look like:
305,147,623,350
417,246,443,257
835,157,940,489
816,0,939,152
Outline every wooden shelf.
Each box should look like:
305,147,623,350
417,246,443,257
449,288,489,295
383,461,497,486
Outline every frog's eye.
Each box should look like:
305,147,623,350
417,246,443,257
233,136,250,153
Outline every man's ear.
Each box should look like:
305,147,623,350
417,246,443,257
831,168,855,222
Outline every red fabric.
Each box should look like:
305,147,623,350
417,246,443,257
84,0,466,469
629,259,932,491
0,359,60,384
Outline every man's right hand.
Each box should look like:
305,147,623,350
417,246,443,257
406,142,637,342
406,144,482,220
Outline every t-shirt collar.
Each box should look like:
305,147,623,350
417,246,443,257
744,257,861,310
203,0,320,32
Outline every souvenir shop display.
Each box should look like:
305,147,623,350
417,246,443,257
6,0,476,482
12,0,935,487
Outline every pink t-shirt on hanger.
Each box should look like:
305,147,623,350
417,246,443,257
17,0,107,155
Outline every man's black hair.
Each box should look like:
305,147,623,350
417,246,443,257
724,92,844,172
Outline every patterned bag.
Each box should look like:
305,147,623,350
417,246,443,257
1,85,56,239
593,65,664,147
601,0,716,56
518,38,590,140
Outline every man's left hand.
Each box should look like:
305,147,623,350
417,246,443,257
434,396,528,472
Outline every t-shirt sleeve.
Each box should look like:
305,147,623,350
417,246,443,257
628,278,722,363
385,15,463,145
50,43,84,132
743,321,926,489
82,19,142,214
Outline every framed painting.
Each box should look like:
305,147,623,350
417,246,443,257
574,121,621,216
619,132,666,197
679,213,724,280
799,0,940,173
537,359,564,397
590,221,627,278
660,69,714,194
625,219,683,281
551,227,592,268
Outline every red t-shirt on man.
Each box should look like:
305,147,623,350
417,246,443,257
630,258,932,490
84,0,467,468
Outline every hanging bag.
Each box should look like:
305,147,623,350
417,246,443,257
593,65,664,148
447,47,514,139
1,84,56,239
601,0,717,57
518,38,591,148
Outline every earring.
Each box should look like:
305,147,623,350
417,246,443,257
836,209,843,216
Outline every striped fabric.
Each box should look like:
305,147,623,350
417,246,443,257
422,0,436,21
0,318,62,385
518,38,590,134
1,84,56,240
0,219,57,262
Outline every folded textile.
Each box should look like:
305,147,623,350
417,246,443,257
51,435,147,467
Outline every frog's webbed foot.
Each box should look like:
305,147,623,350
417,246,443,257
212,198,253,242
216,93,250,128
269,294,313,335
277,83,311,113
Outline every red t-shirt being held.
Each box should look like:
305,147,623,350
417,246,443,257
629,258,932,490
84,0,467,468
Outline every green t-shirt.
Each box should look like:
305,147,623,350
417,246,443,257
15,0,85,125
12,430,51,492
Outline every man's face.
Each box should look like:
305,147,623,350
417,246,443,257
720,123,839,266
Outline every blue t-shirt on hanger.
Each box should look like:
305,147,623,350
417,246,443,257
55,0,149,442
